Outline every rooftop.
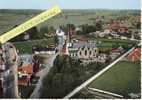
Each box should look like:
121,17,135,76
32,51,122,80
71,42,97,48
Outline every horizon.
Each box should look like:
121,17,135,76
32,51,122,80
0,8,140,11
0,0,140,10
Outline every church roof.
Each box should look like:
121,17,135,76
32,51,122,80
71,42,97,48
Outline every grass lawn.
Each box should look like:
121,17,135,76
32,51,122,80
94,38,137,47
77,35,137,50
14,38,55,54
89,61,141,97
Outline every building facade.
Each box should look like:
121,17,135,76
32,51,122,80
69,42,98,60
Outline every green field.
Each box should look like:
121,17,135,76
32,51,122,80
0,9,140,34
14,38,55,54
0,9,139,54
89,61,141,97
96,38,136,47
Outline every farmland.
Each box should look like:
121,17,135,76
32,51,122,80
0,9,140,34
0,9,140,54
73,61,140,98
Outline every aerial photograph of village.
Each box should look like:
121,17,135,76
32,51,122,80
0,0,141,99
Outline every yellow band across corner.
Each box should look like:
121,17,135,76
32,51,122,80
0,6,61,44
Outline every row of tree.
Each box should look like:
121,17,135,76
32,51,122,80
10,25,56,42
10,21,104,42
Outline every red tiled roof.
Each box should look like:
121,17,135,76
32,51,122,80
107,21,129,31
127,48,141,62
111,48,121,53
18,64,33,75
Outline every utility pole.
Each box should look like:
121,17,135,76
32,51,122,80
1,43,19,98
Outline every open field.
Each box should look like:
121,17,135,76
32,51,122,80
88,61,141,97
0,9,140,34
73,61,141,98
0,9,139,54
13,38,55,54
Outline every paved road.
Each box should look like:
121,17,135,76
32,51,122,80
64,44,139,99
86,88,121,99
30,53,58,98
87,87,123,98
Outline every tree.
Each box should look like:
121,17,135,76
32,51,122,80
54,35,58,45
28,26,40,39
10,25,25,42
48,26,55,33
95,21,103,31
41,55,106,98
79,24,96,35
40,26,48,34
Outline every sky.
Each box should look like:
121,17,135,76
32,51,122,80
0,0,141,10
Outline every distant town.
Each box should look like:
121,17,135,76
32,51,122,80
0,9,141,99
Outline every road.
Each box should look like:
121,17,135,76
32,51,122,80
64,44,139,99
30,53,58,98
86,88,121,99
87,87,123,98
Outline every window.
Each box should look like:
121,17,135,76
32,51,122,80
85,50,87,56
76,53,77,57
89,51,92,55
79,51,82,55
94,49,97,53
73,53,75,57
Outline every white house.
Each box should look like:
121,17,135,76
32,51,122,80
33,47,57,55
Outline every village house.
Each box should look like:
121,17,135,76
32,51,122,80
18,54,40,86
18,54,33,86
18,64,33,86
107,21,130,34
110,46,124,60
127,48,140,62
89,30,111,38
33,46,57,55
120,36,128,40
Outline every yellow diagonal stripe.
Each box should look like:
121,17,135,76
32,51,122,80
0,5,61,44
